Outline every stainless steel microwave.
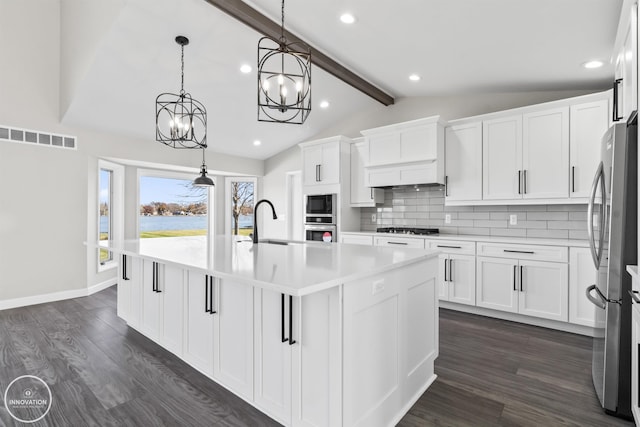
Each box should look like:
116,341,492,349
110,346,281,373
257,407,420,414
305,194,336,218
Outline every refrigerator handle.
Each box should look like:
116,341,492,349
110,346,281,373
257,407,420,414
587,162,605,268
586,284,606,309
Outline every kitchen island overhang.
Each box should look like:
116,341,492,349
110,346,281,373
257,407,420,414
94,236,440,427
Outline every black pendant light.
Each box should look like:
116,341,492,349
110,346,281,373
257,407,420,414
156,36,207,149
257,0,311,124
193,147,214,186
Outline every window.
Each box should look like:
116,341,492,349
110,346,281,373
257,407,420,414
97,159,123,271
99,168,113,264
225,177,256,237
138,172,211,238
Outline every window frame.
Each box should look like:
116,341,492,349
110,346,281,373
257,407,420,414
97,159,124,272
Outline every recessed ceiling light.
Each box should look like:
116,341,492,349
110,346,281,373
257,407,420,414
583,60,603,69
340,13,356,24
253,140,261,146
320,100,330,109
240,64,252,73
409,74,421,81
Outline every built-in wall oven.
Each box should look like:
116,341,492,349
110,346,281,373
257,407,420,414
304,194,337,242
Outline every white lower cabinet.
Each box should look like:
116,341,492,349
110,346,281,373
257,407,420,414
137,260,184,354
342,260,438,427
477,256,568,322
340,233,374,246
183,271,215,376
214,279,254,400
429,240,476,306
254,287,342,427
569,247,598,327
117,254,142,325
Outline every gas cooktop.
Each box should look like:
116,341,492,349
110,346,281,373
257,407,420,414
376,227,439,235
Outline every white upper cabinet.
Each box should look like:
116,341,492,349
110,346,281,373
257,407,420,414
613,0,638,122
569,100,609,199
482,115,522,200
350,139,383,207
522,107,569,199
361,116,445,187
301,139,341,186
444,121,482,202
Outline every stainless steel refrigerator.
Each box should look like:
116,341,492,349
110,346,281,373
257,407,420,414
586,111,637,419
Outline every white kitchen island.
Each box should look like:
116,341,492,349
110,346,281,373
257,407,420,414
99,236,439,427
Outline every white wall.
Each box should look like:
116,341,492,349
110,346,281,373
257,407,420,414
261,89,605,238
0,0,263,305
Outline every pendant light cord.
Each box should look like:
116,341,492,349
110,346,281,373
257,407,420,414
180,43,185,95
280,0,285,43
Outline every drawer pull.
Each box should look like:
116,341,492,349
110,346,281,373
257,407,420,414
503,249,535,254
513,265,517,291
388,241,408,246
437,245,462,249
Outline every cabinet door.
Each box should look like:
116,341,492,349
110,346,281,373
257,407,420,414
160,265,184,356
448,254,476,306
183,271,214,377
140,260,162,340
570,100,609,198
254,288,292,425
518,260,568,322
476,257,518,313
482,115,522,200
437,254,449,301
302,145,323,186
522,107,569,199
292,288,342,427
117,255,130,322
127,257,143,329
368,133,400,166
569,247,598,327
319,142,340,184
350,142,383,206
445,122,482,202
214,278,254,400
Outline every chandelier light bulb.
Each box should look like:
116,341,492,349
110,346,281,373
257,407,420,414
295,81,303,92
281,86,288,97
278,74,284,85
262,80,270,91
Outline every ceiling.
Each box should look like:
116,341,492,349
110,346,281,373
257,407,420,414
61,0,623,161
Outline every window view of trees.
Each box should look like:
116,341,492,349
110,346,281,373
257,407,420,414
139,176,209,238
231,181,255,236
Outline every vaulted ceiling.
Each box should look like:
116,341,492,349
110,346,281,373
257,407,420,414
61,0,623,160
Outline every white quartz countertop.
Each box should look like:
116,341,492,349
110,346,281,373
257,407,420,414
95,236,438,296
342,231,590,248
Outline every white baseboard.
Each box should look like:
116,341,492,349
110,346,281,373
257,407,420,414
0,279,117,311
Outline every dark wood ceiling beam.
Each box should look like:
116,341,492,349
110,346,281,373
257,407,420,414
201,0,395,106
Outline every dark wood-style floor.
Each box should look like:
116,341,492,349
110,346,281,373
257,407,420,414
0,286,634,426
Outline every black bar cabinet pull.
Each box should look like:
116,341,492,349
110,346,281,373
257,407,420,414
437,245,462,249
281,293,288,343
513,265,517,291
571,166,575,193
445,175,448,197
152,262,156,292
205,275,211,313
613,78,623,122
518,170,521,194
209,276,216,314
503,249,535,254
289,295,296,346
520,265,524,292
443,258,448,282
523,170,527,194
388,241,408,246
122,255,129,280
448,259,453,282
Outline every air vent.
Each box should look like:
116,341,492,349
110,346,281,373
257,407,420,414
0,124,76,150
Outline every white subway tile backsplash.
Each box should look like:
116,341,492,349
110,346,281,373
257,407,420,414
359,186,587,241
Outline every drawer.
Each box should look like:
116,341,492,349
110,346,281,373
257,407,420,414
340,234,374,246
427,240,475,255
374,236,425,249
477,242,568,263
